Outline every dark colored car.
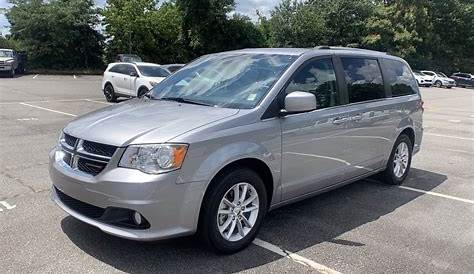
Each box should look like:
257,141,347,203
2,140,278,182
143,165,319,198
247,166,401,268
450,73,474,88
115,54,143,63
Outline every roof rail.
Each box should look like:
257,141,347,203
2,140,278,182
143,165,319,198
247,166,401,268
314,46,388,55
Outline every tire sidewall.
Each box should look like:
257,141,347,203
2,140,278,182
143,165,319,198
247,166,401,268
202,168,267,253
387,135,413,184
104,84,116,102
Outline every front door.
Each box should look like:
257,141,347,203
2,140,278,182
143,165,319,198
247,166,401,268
281,57,352,200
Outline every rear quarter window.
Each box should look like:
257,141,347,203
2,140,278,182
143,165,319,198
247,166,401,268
383,59,417,97
341,57,385,103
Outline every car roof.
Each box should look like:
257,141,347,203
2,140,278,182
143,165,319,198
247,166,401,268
108,62,160,66
222,46,390,57
161,64,185,67
0,49,14,51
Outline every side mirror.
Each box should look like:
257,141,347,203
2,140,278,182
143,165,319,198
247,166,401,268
281,91,317,115
130,71,138,77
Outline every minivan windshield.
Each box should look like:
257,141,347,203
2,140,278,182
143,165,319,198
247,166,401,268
150,53,297,109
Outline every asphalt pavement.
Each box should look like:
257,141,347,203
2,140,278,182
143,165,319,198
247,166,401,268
0,74,473,273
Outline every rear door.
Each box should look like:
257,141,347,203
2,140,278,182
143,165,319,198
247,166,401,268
118,64,136,96
336,56,393,179
280,56,353,200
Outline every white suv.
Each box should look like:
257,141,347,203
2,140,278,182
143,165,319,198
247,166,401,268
421,70,456,88
102,62,170,102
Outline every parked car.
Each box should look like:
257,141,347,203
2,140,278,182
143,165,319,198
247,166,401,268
421,70,456,88
115,54,143,63
160,63,185,74
102,62,170,102
413,70,432,87
0,48,19,77
50,47,423,254
450,73,474,88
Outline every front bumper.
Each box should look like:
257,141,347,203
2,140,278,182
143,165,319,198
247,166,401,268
49,148,206,241
0,65,12,71
442,81,456,87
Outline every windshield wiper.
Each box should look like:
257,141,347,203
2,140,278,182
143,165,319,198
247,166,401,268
159,97,213,107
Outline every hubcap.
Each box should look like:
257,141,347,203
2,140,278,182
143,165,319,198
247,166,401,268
393,142,409,178
217,182,259,242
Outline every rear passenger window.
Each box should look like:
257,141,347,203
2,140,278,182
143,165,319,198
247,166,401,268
285,58,338,109
341,58,385,103
384,59,417,97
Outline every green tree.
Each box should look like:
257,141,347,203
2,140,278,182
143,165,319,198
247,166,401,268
7,0,104,69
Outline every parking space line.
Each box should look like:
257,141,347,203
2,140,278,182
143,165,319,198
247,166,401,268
32,74,39,79
425,133,474,141
19,102,77,117
253,238,342,274
398,186,474,204
0,98,105,105
84,99,112,105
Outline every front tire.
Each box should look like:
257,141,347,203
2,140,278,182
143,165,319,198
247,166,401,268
434,81,442,88
381,134,413,185
9,67,15,78
199,168,267,254
137,87,149,98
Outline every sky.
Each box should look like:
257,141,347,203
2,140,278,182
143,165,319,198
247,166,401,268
0,0,279,36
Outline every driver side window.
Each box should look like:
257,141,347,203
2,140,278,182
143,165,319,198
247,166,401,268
285,58,339,109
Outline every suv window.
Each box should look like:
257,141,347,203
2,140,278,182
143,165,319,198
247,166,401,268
285,58,338,109
122,64,137,75
109,64,125,74
384,59,417,97
341,57,385,103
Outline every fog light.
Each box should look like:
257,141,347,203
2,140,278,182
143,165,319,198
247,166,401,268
55,150,65,162
133,212,142,225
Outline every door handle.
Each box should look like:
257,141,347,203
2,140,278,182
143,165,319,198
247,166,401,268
351,114,363,121
332,117,348,125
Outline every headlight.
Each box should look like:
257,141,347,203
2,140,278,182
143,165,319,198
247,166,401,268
149,81,159,86
119,144,188,174
6,59,14,63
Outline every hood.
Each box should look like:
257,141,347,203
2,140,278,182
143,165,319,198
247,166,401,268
0,57,14,62
64,99,239,146
142,76,166,84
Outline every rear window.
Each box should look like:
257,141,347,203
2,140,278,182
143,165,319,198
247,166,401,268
383,59,417,97
341,57,385,103
138,66,170,77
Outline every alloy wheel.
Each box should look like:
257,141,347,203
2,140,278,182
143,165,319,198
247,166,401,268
217,182,259,242
393,142,409,178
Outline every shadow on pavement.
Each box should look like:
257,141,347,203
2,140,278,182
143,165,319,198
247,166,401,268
61,168,447,273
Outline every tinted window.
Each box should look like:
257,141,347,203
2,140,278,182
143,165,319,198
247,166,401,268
109,64,124,73
341,58,385,103
123,64,137,75
285,58,338,109
138,66,170,77
384,59,417,97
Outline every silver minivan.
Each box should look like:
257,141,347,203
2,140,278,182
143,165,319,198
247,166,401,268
49,47,423,253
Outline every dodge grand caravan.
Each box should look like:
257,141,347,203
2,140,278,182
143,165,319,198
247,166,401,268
49,47,423,253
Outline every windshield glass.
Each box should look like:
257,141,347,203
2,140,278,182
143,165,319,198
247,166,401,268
138,66,170,77
0,50,13,57
150,53,296,109
436,72,447,77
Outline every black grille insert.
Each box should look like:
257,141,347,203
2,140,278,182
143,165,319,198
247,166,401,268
82,140,117,157
64,134,78,147
77,158,106,176
55,187,105,218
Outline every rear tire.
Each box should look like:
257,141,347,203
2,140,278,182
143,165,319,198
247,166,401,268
104,84,117,102
381,134,413,185
198,168,267,254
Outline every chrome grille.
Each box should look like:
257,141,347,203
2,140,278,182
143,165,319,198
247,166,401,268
60,133,117,176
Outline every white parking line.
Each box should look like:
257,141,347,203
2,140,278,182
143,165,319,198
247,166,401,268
253,238,341,274
84,99,112,105
398,186,474,204
73,75,77,79
425,133,474,141
32,74,39,79
0,201,16,210
0,98,105,105
19,102,77,117
448,119,461,123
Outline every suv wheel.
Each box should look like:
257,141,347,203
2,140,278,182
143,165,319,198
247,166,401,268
434,81,442,88
9,67,15,78
137,87,149,98
381,134,413,185
104,84,117,102
199,168,267,254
